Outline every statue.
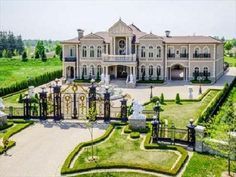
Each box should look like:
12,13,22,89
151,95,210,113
101,73,105,83
130,100,145,120
188,86,193,99
129,74,134,84
28,86,35,98
105,74,109,86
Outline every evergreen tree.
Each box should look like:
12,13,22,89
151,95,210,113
18,94,23,103
160,93,164,104
7,32,16,54
22,50,27,61
55,44,62,59
2,49,8,58
16,35,24,54
175,93,181,104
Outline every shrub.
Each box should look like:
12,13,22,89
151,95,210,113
175,93,180,104
18,93,23,103
130,132,140,139
150,96,159,103
21,50,28,61
160,93,164,104
0,122,14,131
124,125,132,133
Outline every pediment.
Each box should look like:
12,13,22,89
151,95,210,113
81,33,104,41
108,19,133,36
139,33,163,40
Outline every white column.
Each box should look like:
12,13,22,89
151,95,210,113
62,45,65,77
106,66,108,75
164,44,167,80
76,45,79,78
113,37,116,55
188,44,191,81
106,43,108,54
213,44,216,81
126,37,128,55
129,36,132,55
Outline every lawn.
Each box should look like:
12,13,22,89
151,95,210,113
145,90,220,128
224,56,236,67
3,89,27,107
183,153,236,177
72,126,179,173
0,57,62,88
74,172,159,177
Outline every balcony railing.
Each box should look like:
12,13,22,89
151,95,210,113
193,53,211,58
167,53,175,58
180,53,189,58
64,56,76,62
102,54,136,62
167,53,189,59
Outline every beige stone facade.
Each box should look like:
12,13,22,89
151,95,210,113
61,19,224,83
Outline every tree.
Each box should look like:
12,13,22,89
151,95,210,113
224,41,233,54
2,49,8,58
96,71,100,81
175,93,180,104
55,44,62,60
35,40,46,60
41,50,47,62
21,50,27,61
160,93,164,104
18,94,23,103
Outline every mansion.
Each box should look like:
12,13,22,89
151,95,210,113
62,19,224,85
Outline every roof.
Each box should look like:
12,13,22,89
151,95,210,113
61,37,79,44
162,36,223,44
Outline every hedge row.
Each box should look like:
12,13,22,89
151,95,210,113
61,122,188,176
130,132,140,139
0,122,13,131
0,70,62,97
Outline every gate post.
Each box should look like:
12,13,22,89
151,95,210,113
187,119,196,149
88,79,96,111
72,84,78,119
104,87,110,122
151,116,159,143
53,79,62,121
23,94,31,119
120,97,128,122
39,87,47,120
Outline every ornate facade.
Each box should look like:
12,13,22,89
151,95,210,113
62,19,224,84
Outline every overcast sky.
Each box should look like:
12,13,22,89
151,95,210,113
0,0,235,40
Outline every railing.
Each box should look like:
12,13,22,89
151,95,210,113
102,54,136,62
64,56,76,62
193,53,211,58
167,53,189,60
167,53,175,58
180,53,189,58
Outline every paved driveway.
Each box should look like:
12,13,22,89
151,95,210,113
0,120,107,177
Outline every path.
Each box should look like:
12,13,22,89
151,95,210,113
0,120,107,177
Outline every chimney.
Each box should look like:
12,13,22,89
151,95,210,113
77,29,84,40
165,30,170,37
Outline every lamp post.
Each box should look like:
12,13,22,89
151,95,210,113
150,85,153,99
72,83,78,119
153,100,161,121
187,118,196,149
197,76,202,95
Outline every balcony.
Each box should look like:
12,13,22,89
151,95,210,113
64,56,76,62
180,53,189,58
193,53,211,58
102,54,136,62
167,53,189,60
167,53,175,58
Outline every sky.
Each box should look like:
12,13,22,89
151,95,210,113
0,0,236,40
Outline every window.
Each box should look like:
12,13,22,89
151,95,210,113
82,46,87,57
203,67,208,73
97,46,102,57
141,46,145,58
194,67,200,73
149,46,153,58
90,46,95,57
203,46,209,54
157,46,161,57
82,65,87,75
141,65,145,73
156,66,161,76
119,40,125,49
70,48,73,56
176,50,179,55
90,65,95,75
97,65,102,75
149,65,153,75
181,47,187,54
194,47,200,55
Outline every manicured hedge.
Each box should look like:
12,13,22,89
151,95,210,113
61,122,188,176
124,125,132,134
0,122,14,131
74,79,101,83
191,80,211,84
0,70,62,97
130,132,140,139
137,80,164,84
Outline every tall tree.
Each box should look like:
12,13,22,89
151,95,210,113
55,44,62,59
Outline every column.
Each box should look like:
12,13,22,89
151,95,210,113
170,68,171,81
113,37,116,55
213,44,216,81
62,45,65,77
164,44,167,80
106,43,108,54
126,37,128,55
106,66,108,75
194,126,205,152
129,36,132,55
188,44,191,80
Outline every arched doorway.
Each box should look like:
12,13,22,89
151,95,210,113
171,64,184,80
117,65,128,79
66,66,74,79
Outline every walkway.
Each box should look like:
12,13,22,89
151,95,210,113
0,120,107,177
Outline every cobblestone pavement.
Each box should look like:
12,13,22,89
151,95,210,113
0,120,107,177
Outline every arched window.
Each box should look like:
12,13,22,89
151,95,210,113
82,46,87,57
168,47,174,57
149,65,153,75
203,67,208,73
203,67,209,79
70,48,73,56
82,65,87,75
90,65,95,75
181,47,187,54
149,46,153,58
97,65,102,75
157,46,161,57
97,46,102,57
90,46,94,57
194,67,200,73
194,47,200,54
141,65,145,73
156,66,161,76
203,46,209,54
141,46,145,58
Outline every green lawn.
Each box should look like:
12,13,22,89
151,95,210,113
73,126,179,173
225,56,236,67
0,57,62,88
183,153,236,177
74,172,159,177
3,89,27,107
145,90,219,128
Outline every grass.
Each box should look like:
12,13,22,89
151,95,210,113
3,89,27,107
73,172,159,177
73,126,179,173
224,56,236,67
183,153,236,177
145,90,219,128
0,57,62,88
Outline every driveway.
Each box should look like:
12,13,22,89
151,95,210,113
0,120,107,177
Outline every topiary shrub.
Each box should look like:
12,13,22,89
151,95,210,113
130,132,140,139
175,93,180,104
124,125,132,133
18,93,23,103
150,96,159,103
160,93,164,104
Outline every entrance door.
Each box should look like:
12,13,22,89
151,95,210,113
117,65,127,78
171,65,184,80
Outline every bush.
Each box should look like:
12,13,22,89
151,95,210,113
137,80,164,84
0,122,14,131
21,50,28,61
130,132,140,139
160,93,164,104
150,96,159,103
124,125,132,133
175,93,180,104
18,93,23,103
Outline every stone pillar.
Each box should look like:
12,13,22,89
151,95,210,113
126,37,128,55
106,43,108,54
104,88,110,122
129,36,132,55
39,88,47,120
88,81,96,111
120,98,128,122
23,95,31,119
53,82,62,121
195,126,205,152
113,37,116,55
